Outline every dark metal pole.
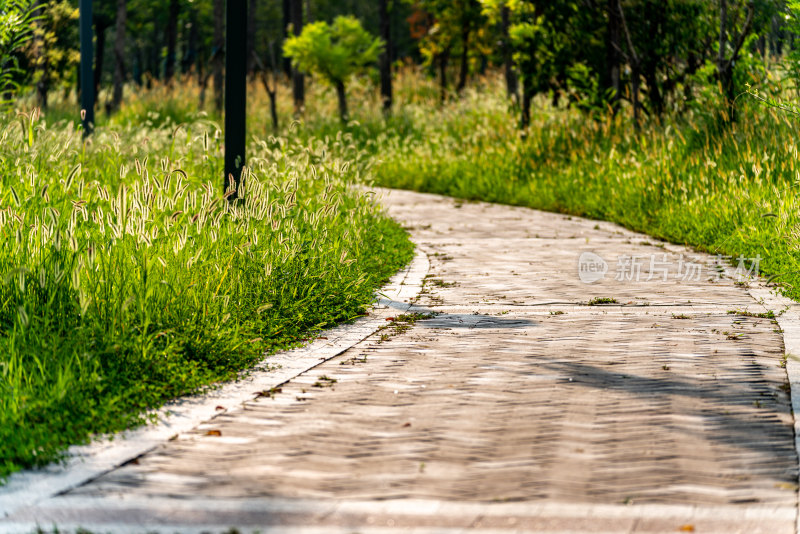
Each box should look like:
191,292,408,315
79,0,94,135
225,0,247,196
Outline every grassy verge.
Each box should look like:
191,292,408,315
0,111,413,481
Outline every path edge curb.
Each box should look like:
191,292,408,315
0,248,430,519
747,284,800,534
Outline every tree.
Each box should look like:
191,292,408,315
410,0,486,101
500,2,517,101
284,15,383,122
378,0,392,112
603,0,621,114
247,0,257,73
213,0,224,112
455,0,482,93
92,2,113,98
290,0,304,114
164,0,179,82
111,0,126,111
718,0,755,122
0,0,38,108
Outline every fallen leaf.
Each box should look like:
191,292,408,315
215,405,225,411
402,422,411,427
205,430,222,437
678,525,695,532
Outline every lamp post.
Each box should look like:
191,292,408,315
79,0,94,136
224,0,247,197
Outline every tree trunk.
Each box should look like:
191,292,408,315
269,88,278,131
290,0,305,114
521,78,533,130
133,47,142,85
456,17,470,94
282,0,291,77
378,0,392,113
247,0,257,73
605,0,621,113
335,80,348,122
631,65,641,128
438,48,450,104
213,0,224,113
720,64,735,122
184,7,198,73
111,0,127,112
501,4,517,102
94,20,109,99
33,0,49,109
147,24,159,84
164,0,179,82
643,65,663,116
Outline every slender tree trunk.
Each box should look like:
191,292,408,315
213,0,224,112
247,0,257,73
378,0,392,113
617,1,640,128
438,48,450,104
111,0,127,111
643,65,663,116
717,0,734,121
335,80,348,122
456,18,470,94
290,0,305,114
631,64,641,127
148,24,158,84
184,7,198,73
253,49,279,131
164,0,179,82
521,78,533,130
716,0,754,123
33,0,49,109
269,88,278,130
134,47,142,85
282,0,291,77
501,4,517,102
605,0,621,113
94,21,109,98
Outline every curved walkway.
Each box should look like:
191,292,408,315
2,189,798,533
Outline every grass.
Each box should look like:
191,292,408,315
0,107,413,481
587,297,619,306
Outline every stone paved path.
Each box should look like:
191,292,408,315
2,189,798,533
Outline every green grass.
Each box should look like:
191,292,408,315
0,109,413,481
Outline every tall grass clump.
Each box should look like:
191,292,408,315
0,110,412,480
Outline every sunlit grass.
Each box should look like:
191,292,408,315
0,107,413,480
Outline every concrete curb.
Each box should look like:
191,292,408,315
1,495,793,534
0,248,430,520
745,284,800,534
